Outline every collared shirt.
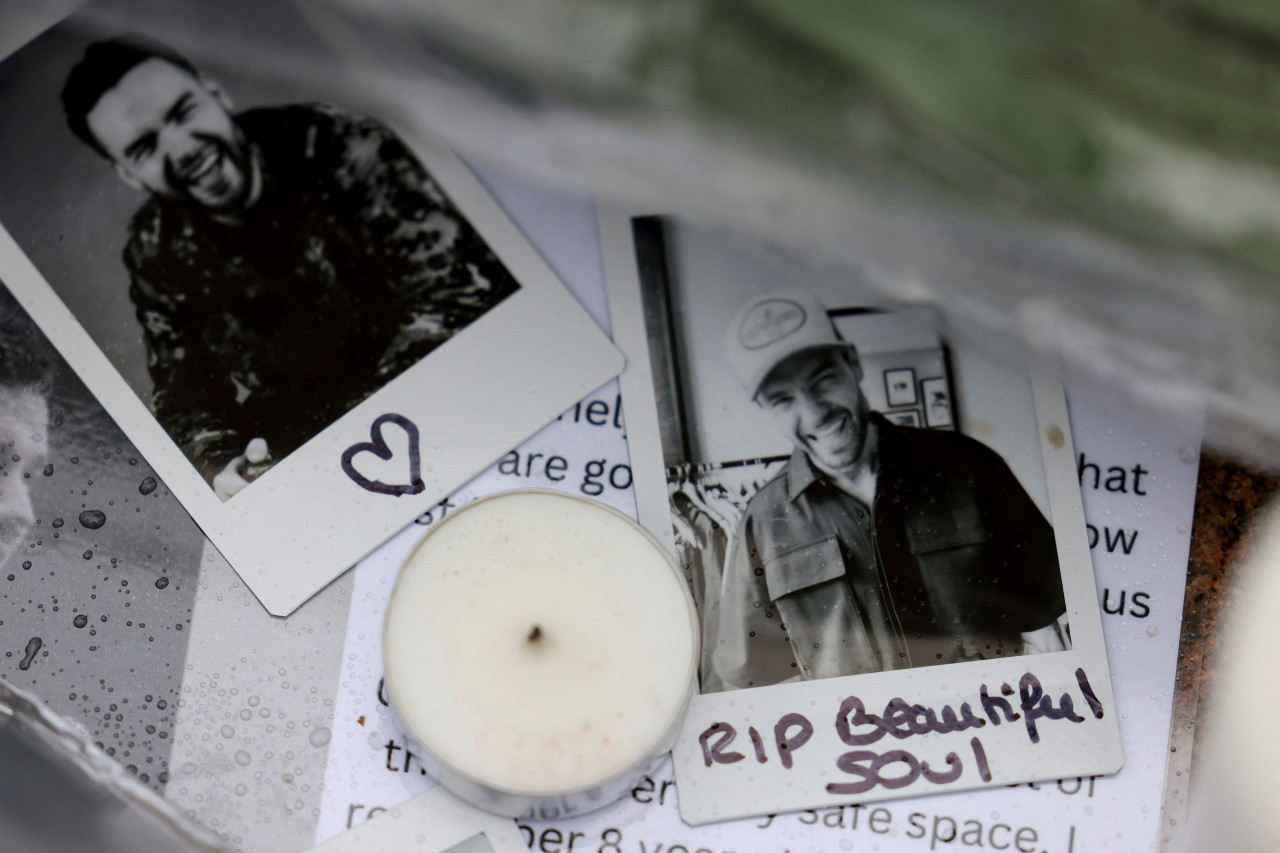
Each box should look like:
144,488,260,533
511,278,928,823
708,416,1066,690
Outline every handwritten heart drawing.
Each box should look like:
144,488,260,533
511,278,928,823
340,413,426,497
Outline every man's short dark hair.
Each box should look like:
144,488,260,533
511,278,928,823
61,39,198,158
0,287,57,396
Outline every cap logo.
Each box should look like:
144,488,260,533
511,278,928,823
739,299,806,350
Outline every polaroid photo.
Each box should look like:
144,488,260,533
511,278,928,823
0,0,622,616
602,211,1122,824
308,787,526,853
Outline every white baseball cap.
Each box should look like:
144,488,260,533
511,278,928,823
723,288,850,397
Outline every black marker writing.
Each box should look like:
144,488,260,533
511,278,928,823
699,722,744,767
1075,668,1105,718
836,695,985,746
697,669,1106,797
1019,673,1085,744
970,736,992,782
775,713,814,769
340,413,426,497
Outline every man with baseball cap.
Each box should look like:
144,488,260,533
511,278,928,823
709,288,1067,691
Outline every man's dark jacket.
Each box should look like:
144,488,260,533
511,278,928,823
710,415,1066,689
125,104,518,484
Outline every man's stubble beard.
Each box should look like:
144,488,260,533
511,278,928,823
165,130,255,214
803,399,873,475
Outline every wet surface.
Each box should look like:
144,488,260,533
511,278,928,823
1,298,205,791
17,635,41,670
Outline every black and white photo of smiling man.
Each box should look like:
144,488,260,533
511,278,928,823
707,287,1070,691
57,39,518,499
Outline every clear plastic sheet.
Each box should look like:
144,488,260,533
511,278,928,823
34,0,1280,458
288,0,1280,462
0,677,226,852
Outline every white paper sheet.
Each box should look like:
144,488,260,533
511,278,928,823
309,787,527,853
312,186,1201,851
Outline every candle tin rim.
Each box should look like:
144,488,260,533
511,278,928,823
381,487,701,801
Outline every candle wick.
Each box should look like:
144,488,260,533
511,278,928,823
527,625,542,643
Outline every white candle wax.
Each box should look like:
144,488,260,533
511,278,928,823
383,490,697,814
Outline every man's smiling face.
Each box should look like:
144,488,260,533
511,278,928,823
86,58,252,212
756,346,871,473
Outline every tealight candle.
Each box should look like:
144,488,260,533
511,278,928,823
383,489,698,818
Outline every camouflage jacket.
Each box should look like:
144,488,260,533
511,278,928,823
124,105,518,485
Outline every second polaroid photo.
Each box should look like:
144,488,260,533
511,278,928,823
603,212,1122,824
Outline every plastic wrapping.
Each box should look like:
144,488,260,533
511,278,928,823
0,677,226,852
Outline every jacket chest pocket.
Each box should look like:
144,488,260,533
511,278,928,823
762,537,846,601
903,505,988,555
760,536,885,678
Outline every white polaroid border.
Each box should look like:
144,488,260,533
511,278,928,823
308,787,525,853
0,131,622,617
600,209,1121,825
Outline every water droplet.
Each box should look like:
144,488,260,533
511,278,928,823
155,577,169,589
79,510,106,529
308,727,331,748
18,637,42,670
73,614,88,629
234,750,251,766
42,464,53,476
221,725,235,739
82,550,92,560
139,477,157,495
51,518,63,529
